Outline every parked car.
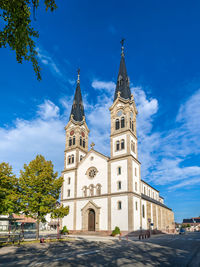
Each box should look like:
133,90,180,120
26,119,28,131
179,228,186,234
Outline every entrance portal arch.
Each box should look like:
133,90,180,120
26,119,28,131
81,201,100,231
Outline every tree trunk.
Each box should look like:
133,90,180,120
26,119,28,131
36,220,40,240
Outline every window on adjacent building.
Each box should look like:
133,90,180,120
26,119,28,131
115,119,120,130
131,142,136,153
142,204,145,218
68,177,71,184
80,136,82,146
135,201,138,211
121,117,125,128
116,141,120,151
121,139,125,150
118,167,121,175
117,201,122,210
71,155,74,163
118,181,122,190
67,189,70,197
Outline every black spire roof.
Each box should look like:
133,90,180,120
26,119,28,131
114,40,131,102
70,70,85,122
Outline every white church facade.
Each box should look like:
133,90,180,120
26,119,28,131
61,44,174,233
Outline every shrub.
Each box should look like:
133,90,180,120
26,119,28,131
61,226,69,235
111,226,121,236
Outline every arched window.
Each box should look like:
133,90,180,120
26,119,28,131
142,204,145,218
68,156,71,164
71,155,74,163
80,136,82,146
80,155,83,161
83,139,85,148
115,119,120,130
135,182,137,191
130,118,132,129
131,142,136,153
69,137,72,147
118,166,121,175
135,201,138,211
96,184,101,196
135,167,137,177
121,116,125,128
117,201,122,210
73,136,75,145
116,141,120,151
117,181,122,190
132,121,134,131
121,139,125,150
89,184,94,196
83,186,87,197
68,177,71,184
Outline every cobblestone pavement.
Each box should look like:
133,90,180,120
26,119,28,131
0,232,199,267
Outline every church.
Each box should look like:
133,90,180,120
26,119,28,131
61,43,174,234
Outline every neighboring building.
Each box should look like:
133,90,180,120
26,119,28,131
182,217,200,231
61,43,175,233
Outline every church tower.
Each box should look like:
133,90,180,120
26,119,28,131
64,70,89,171
109,40,138,160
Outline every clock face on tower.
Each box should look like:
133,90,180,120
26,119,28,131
70,130,74,136
82,132,85,137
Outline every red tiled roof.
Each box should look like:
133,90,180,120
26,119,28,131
12,214,36,223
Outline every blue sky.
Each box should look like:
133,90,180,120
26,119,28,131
0,0,200,222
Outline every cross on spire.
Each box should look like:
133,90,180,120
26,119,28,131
120,38,125,57
77,68,80,83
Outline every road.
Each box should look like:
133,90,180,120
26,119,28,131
0,232,199,267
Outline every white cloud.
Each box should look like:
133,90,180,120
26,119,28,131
92,80,116,93
0,101,65,175
36,47,61,76
37,100,60,120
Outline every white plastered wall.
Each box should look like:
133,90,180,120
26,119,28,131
111,159,127,193
77,151,108,197
63,171,75,199
141,199,147,230
62,202,74,230
132,160,140,194
112,133,127,157
111,195,128,231
93,198,108,230
133,196,140,230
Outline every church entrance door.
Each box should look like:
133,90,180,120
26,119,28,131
88,209,95,231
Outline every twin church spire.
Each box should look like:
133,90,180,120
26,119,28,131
69,40,131,123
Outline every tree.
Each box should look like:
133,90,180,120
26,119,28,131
19,154,65,239
51,204,69,238
0,0,57,80
0,162,19,215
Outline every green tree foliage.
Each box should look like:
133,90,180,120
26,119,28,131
19,154,64,239
0,0,57,80
0,162,19,215
51,204,69,220
111,226,121,236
